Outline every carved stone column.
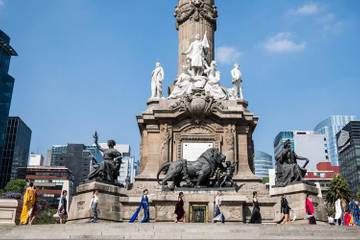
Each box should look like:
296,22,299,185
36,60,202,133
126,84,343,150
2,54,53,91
235,125,255,178
175,0,218,73
224,125,235,162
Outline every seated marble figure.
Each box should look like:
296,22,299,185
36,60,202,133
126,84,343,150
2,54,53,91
275,139,310,187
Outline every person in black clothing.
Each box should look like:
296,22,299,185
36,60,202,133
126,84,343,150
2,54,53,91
280,194,291,224
250,191,262,224
174,192,185,223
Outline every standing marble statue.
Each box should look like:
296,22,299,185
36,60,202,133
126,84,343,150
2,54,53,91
183,33,210,76
204,61,227,99
231,64,243,99
150,62,164,99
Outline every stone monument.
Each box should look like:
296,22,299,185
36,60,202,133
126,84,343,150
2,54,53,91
131,0,275,223
68,0,327,223
68,133,128,223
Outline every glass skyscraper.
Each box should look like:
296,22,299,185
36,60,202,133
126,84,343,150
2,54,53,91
314,115,356,166
0,117,32,188
254,151,273,177
0,30,17,164
49,144,92,188
336,121,360,194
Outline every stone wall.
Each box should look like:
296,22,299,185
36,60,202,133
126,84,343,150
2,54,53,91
0,199,18,225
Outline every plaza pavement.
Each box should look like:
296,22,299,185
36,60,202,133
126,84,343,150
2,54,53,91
0,222,359,239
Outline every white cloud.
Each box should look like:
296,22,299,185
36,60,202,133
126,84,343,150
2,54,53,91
0,0,4,7
291,2,320,16
215,46,242,65
319,13,344,34
263,32,306,53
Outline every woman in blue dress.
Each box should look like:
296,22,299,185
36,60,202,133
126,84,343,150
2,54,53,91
129,189,150,223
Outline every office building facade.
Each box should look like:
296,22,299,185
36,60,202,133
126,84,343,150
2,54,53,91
118,156,136,185
0,30,17,164
254,151,273,178
314,115,356,166
337,121,360,194
49,144,92,188
0,117,31,188
274,130,328,171
304,162,340,197
28,153,44,166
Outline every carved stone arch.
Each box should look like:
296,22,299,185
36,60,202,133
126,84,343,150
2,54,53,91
182,124,215,135
174,119,222,134
171,120,225,160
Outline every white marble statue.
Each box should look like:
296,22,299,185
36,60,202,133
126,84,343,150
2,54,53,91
231,64,243,99
204,61,227,99
150,62,164,99
183,33,210,76
169,64,193,99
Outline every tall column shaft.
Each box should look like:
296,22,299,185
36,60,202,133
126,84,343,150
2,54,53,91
175,0,217,73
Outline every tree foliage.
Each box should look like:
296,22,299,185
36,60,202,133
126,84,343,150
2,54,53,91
3,179,27,194
33,208,57,225
325,175,352,206
262,177,269,184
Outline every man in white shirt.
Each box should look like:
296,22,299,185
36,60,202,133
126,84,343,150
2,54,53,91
90,190,99,223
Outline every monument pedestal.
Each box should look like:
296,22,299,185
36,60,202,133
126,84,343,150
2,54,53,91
67,181,128,223
269,183,327,223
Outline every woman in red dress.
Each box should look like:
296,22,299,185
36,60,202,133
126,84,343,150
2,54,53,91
305,193,316,224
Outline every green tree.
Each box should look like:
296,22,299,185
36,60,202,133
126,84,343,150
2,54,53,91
33,208,57,225
325,175,352,206
3,179,27,193
262,177,269,184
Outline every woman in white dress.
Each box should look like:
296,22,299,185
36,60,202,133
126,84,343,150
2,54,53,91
335,198,342,225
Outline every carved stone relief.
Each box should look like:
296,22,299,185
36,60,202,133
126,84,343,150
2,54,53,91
174,0,218,30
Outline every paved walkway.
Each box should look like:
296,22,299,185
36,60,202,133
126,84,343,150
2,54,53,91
0,223,359,239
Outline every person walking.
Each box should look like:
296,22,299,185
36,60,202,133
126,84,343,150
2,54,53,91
212,191,225,223
250,191,262,224
89,190,99,223
305,193,316,224
349,199,360,226
58,190,68,224
129,189,150,223
335,198,342,225
174,192,185,223
20,182,36,225
344,209,353,226
280,194,291,224
28,186,38,225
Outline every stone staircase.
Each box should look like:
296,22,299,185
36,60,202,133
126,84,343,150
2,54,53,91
0,223,359,239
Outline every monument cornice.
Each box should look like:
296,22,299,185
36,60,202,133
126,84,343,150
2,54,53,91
174,0,218,31
136,99,258,132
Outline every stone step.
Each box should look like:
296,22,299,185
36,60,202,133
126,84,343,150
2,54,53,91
0,223,359,239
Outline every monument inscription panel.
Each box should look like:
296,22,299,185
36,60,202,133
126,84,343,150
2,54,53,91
182,142,213,161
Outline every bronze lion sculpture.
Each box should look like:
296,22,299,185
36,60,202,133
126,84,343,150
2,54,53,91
156,148,226,190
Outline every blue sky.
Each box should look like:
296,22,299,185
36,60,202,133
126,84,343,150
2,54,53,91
1,0,359,159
